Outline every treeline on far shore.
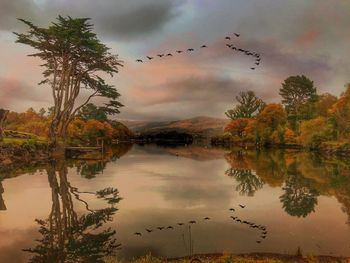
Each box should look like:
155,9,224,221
2,103,134,146
212,75,350,156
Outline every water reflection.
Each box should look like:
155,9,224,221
73,143,133,179
224,149,350,220
24,161,122,263
1,145,350,261
225,152,264,196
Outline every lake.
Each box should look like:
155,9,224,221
1,144,350,262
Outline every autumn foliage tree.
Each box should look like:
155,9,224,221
224,118,251,138
15,16,123,154
329,84,350,140
5,108,49,137
256,104,287,145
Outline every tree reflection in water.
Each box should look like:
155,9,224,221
224,150,324,218
280,163,319,218
74,143,133,179
225,151,264,196
24,161,122,263
226,168,264,196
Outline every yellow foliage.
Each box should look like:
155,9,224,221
299,117,328,148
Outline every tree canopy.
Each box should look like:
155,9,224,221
279,75,317,119
78,103,108,122
225,91,265,120
14,16,123,151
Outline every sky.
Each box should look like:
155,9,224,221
0,0,349,121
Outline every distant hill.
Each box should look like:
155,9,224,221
120,116,229,138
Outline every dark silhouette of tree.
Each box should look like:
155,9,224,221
226,168,264,196
279,75,317,131
280,163,319,218
76,161,107,179
14,16,123,154
24,161,122,263
225,91,265,120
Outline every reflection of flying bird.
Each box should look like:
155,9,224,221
134,232,142,236
166,53,173,56
157,54,164,57
225,36,231,40
239,204,246,208
261,236,266,239
177,223,184,226
157,227,164,230
136,59,143,62
146,56,153,60
236,219,242,223
189,220,196,224
167,226,174,229
176,50,183,53
187,48,194,52
230,216,237,220
250,67,256,70
226,44,232,48
256,240,262,244
229,208,235,211
234,33,240,37
201,45,207,48
204,217,210,220
146,229,153,233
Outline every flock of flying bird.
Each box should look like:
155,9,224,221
135,33,262,70
133,204,268,245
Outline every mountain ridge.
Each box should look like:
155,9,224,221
120,116,229,137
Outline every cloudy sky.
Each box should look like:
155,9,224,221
0,0,349,121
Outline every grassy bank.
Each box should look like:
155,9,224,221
105,253,349,263
0,137,49,173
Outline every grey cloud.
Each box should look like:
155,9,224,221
93,1,183,39
0,0,184,39
149,76,253,105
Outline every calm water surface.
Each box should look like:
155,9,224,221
1,144,350,262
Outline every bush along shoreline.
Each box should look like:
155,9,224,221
216,76,350,156
210,133,350,157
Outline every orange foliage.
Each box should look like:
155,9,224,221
68,118,114,144
284,128,297,144
5,108,49,137
224,118,251,137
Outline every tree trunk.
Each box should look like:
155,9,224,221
49,116,70,158
0,109,9,140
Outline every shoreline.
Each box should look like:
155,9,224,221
1,138,350,170
106,252,350,263
210,137,350,158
